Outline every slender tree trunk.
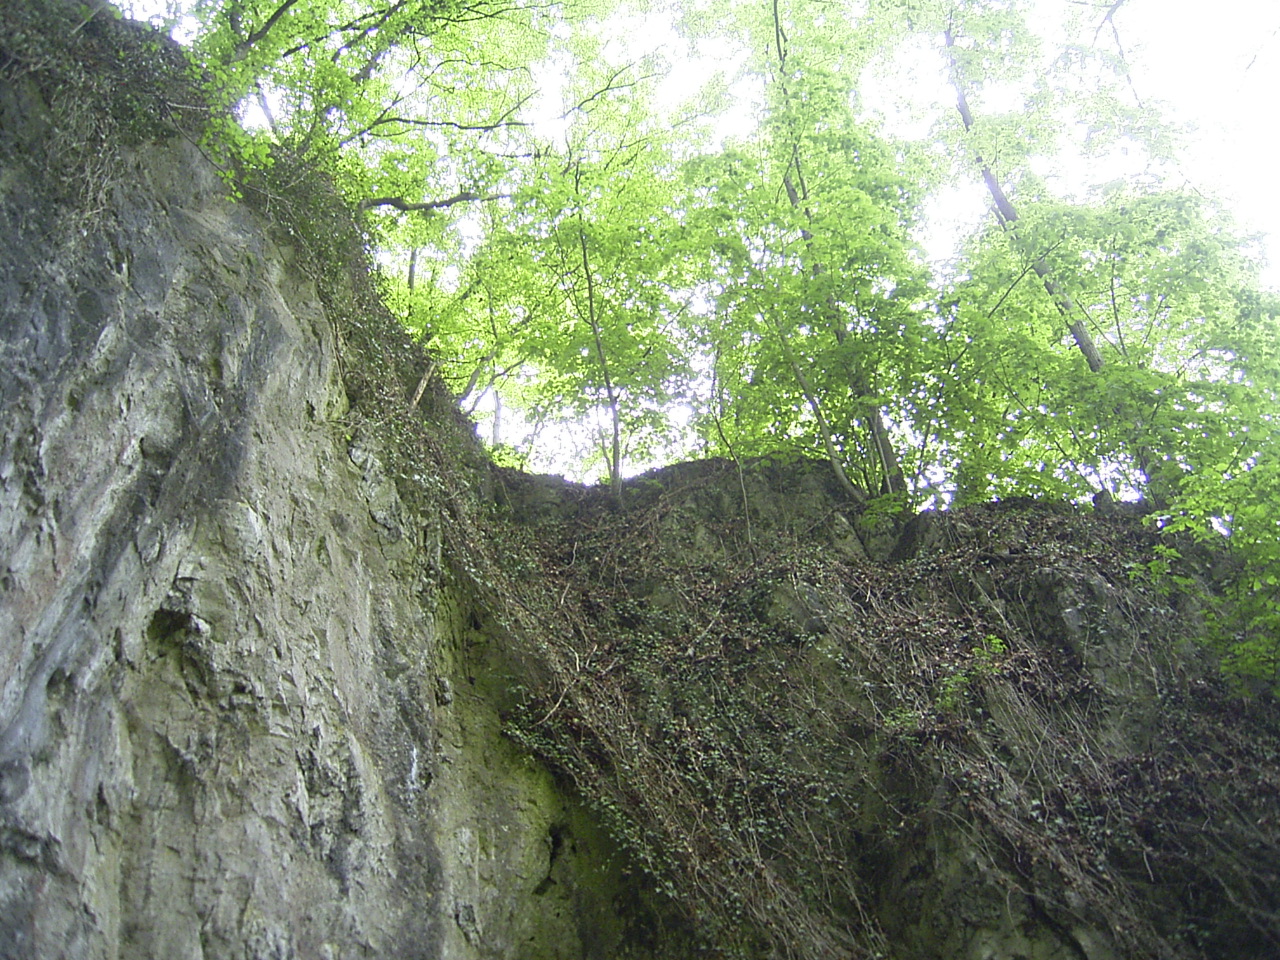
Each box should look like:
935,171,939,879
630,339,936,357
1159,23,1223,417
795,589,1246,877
557,161,624,504
945,28,1105,373
781,161,908,495
772,6,907,497
765,312,866,504
576,229,622,504
942,27,1183,506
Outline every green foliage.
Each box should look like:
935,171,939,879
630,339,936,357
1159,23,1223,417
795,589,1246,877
154,0,1280,681
936,633,1005,711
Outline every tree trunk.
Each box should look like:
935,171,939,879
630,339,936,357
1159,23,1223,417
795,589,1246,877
945,28,1105,373
771,8,907,497
576,229,622,505
766,312,866,505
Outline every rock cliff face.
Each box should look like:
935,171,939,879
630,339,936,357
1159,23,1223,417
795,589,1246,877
3,6,1280,960
0,11,673,958
491,460,1280,960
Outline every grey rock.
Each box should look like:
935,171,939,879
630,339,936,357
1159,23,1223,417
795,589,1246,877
0,115,670,960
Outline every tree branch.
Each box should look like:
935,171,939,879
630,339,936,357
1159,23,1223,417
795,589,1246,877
359,191,510,212
561,64,661,119
1093,0,1130,44
233,0,303,60
945,26,1105,373
357,112,532,136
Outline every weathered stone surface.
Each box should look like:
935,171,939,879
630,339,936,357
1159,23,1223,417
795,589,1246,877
0,78,667,958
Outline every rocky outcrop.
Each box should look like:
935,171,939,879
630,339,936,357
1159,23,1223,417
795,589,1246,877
494,463,1280,960
0,10,675,957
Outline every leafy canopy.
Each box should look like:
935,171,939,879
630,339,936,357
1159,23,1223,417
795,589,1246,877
153,0,1280,686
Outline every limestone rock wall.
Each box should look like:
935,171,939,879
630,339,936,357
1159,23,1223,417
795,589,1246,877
0,70,658,959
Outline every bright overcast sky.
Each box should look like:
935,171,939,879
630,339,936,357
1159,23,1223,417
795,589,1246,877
1118,0,1280,287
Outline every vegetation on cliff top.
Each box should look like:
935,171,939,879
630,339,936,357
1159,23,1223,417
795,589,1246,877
68,0,1277,686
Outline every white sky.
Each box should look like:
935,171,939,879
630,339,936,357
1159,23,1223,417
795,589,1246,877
1118,0,1280,286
